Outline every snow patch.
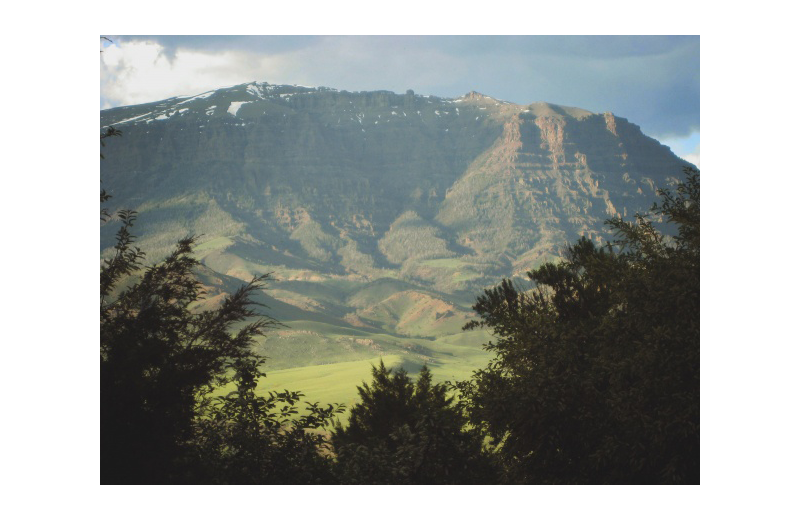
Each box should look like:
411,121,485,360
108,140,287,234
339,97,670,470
228,101,248,117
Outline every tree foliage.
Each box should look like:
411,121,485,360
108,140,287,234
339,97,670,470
456,168,700,484
332,361,498,484
100,209,276,482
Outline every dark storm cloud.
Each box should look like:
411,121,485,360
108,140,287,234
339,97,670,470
106,35,698,138
393,35,700,138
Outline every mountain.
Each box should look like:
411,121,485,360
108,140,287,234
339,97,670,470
100,81,693,405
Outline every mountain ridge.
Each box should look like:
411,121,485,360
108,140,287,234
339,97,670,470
100,80,693,402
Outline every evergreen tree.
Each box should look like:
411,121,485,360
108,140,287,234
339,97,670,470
455,168,700,484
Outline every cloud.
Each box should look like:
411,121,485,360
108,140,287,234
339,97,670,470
661,133,700,168
101,36,699,138
101,40,260,108
682,139,701,168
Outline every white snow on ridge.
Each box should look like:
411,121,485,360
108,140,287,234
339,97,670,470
246,86,259,98
175,90,216,106
246,84,268,99
109,112,152,126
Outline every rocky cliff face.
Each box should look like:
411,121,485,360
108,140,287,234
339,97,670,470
101,81,690,292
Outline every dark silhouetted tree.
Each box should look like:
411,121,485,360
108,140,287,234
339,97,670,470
100,216,280,483
332,361,498,484
455,168,700,484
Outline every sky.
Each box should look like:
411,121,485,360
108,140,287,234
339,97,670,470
100,35,699,166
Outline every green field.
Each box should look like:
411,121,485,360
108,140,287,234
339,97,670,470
246,324,495,410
